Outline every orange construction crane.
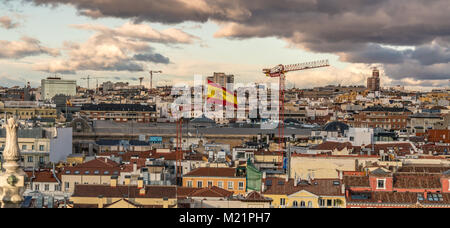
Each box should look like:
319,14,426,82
263,60,330,169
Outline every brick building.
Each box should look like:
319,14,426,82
348,106,412,131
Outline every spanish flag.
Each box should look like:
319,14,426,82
207,80,237,108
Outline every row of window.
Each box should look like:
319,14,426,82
279,198,341,208
186,180,245,191
21,145,46,151
31,184,61,192
64,170,119,175
26,156,45,163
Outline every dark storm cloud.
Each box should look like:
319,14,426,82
133,53,170,64
13,0,450,84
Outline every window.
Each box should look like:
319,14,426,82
327,199,332,207
308,201,313,208
187,181,193,188
208,181,213,188
55,185,61,191
27,156,33,163
22,145,27,151
44,184,49,191
197,181,203,188
319,199,325,207
238,182,245,190
228,181,234,190
280,198,286,206
39,157,44,164
35,184,40,191
293,201,298,208
39,145,45,151
85,171,90,175
377,179,386,189
300,201,306,208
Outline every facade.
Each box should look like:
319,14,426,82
349,106,412,131
262,177,346,208
80,104,157,123
182,167,247,195
61,158,122,193
0,101,57,120
207,72,234,89
41,77,76,101
345,168,450,208
408,113,443,134
0,128,50,169
367,68,381,91
25,170,64,199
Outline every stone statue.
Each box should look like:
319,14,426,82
0,117,26,208
3,118,20,161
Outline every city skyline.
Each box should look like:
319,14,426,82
0,1,450,92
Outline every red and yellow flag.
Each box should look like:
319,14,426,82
207,80,237,108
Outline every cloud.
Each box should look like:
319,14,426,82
0,36,59,59
133,53,170,64
0,15,19,29
71,22,199,44
17,0,450,86
33,22,198,73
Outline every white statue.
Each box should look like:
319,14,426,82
3,118,20,161
0,117,26,207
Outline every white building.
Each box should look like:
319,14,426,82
41,77,77,100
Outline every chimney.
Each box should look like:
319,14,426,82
263,172,267,179
338,170,343,180
341,183,345,194
104,158,108,163
124,175,131,186
138,177,144,189
98,195,104,208
110,176,118,187
139,188,146,196
133,163,138,173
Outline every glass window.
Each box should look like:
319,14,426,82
187,181,193,188
280,198,286,206
228,181,234,190
44,184,49,191
300,201,306,208
218,181,224,189
293,201,298,208
197,181,203,188
377,179,385,189
27,156,33,163
238,182,244,190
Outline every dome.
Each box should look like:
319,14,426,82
323,121,349,134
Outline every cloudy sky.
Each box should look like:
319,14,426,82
0,0,449,91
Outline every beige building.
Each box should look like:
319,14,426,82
0,101,57,120
290,155,379,179
0,128,50,169
61,158,121,194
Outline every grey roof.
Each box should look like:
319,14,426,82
89,120,312,137
0,128,46,139
363,106,411,113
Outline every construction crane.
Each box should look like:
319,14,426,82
173,106,184,186
149,70,162,92
80,76,111,94
263,60,330,169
